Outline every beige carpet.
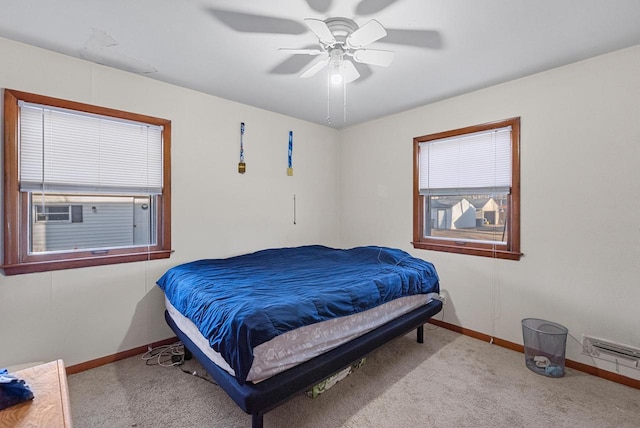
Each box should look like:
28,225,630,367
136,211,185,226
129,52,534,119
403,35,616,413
68,326,640,427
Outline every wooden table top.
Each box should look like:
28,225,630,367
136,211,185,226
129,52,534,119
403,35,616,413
0,359,72,428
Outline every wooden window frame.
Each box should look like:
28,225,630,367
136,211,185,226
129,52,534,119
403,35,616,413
412,117,521,260
2,89,172,275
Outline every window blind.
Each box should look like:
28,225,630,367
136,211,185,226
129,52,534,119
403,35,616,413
419,126,512,196
19,102,163,194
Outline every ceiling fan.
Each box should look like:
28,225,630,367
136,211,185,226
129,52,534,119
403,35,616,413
279,17,394,83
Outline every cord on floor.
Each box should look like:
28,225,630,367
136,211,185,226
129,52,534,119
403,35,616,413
179,367,218,385
142,341,218,385
141,341,185,367
425,300,445,331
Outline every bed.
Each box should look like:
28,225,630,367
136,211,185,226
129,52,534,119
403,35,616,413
157,245,442,427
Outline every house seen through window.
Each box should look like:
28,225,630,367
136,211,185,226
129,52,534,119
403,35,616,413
2,89,172,275
413,117,521,260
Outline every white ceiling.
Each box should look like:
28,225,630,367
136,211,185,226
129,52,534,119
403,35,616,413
2,0,640,129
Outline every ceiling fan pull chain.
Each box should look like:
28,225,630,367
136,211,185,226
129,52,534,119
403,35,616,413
327,72,331,124
343,76,347,123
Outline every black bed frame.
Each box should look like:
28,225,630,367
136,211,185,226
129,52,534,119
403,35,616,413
165,298,442,428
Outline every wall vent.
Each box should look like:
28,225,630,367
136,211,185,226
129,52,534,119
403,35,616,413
583,335,640,366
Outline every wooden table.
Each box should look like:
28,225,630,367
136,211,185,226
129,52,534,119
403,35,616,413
0,360,72,427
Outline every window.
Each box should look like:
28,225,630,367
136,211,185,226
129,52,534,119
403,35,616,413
2,89,172,275
34,204,83,223
413,117,521,260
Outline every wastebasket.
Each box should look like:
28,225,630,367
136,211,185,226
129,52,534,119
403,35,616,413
521,318,568,378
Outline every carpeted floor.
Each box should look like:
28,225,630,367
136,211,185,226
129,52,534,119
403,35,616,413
68,326,640,427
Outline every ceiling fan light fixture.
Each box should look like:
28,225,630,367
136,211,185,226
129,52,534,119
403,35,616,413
284,16,393,84
329,48,344,85
330,66,343,85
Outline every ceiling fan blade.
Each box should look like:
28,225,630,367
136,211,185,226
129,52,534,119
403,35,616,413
355,0,401,15
346,19,387,48
352,49,394,66
343,60,361,83
304,18,337,45
305,0,332,13
278,48,324,55
269,54,318,75
300,58,330,78
383,29,443,49
206,8,307,34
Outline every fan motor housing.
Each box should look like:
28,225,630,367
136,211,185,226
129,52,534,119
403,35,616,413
324,17,358,44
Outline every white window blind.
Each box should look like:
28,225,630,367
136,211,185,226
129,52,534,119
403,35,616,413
419,126,512,195
19,102,163,194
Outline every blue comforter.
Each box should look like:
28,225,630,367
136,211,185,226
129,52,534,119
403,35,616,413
156,245,439,384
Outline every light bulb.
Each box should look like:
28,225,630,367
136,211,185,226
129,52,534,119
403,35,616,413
330,71,343,85
329,58,343,85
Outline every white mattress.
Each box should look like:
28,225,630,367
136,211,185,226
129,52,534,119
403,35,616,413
166,293,435,383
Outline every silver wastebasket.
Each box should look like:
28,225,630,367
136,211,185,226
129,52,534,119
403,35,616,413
521,318,568,378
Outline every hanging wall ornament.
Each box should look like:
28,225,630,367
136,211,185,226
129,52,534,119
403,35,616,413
238,122,246,174
287,130,294,176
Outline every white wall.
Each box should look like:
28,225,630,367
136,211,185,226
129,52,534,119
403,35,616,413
2,34,639,383
0,37,340,368
339,45,640,380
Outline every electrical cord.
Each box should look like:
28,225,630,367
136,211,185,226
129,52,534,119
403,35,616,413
425,296,445,331
141,341,185,367
142,341,218,385
179,366,218,385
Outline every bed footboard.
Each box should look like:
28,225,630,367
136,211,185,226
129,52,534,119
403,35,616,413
165,298,442,428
